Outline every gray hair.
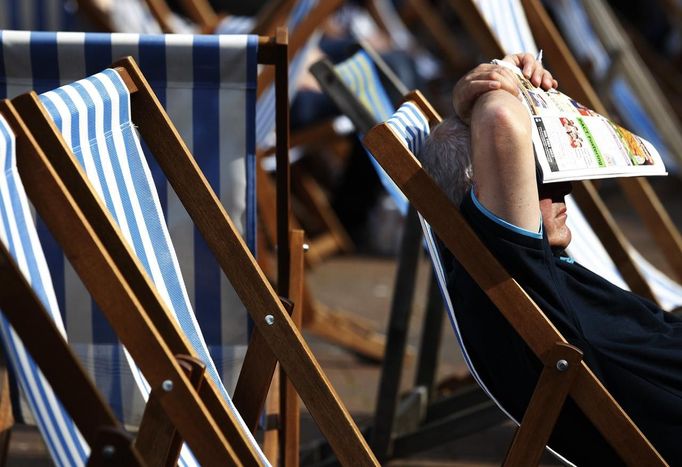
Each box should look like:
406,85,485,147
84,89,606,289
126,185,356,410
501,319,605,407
417,115,472,206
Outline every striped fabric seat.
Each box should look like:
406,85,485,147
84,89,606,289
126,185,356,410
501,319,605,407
382,100,572,465
385,102,429,156
0,113,89,465
472,0,682,310
0,31,259,423
471,0,537,55
334,50,409,212
39,67,268,466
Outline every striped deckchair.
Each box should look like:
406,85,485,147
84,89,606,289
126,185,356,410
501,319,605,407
0,31,259,424
28,61,266,467
363,92,667,466
13,56,378,465
0,103,148,465
460,0,682,310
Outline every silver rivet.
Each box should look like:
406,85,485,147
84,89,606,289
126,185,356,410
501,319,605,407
101,445,115,459
303,243,310,252
556,359,569,372
162,379,174,392
265,315,275,325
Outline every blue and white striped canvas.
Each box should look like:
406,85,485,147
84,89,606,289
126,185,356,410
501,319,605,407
385,101,430,156
472,0,537,55
0,31,259,423
473,0,682,309
0,114,90,465
39,68,268,466
335,50,408,213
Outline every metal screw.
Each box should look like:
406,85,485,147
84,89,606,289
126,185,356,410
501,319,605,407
303,243,310,252
162,379,174,392
556,359,569,372
265,314,275,326
101,445,116,459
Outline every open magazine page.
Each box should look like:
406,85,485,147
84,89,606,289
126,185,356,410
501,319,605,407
492,59,667,182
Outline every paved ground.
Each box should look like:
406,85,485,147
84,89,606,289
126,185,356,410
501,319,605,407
5,177,681,465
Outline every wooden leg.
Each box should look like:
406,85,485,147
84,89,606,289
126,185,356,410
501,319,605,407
281,230,305,466
0,352,13,466
262,367,280,465
135,355,206,467
233,298,294,432
87,427,145,466
503,342,583,467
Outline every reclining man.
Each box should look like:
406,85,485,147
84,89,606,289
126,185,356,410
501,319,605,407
419,54,682,464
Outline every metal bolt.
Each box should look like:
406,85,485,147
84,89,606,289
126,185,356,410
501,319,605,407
265,314,275,326
162,379,174,392
101,445,116,459
303,243,310,252
556,359,569,372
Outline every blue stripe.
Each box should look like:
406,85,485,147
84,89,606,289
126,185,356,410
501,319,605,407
36,0,46,30
29,32,69,317
138,35,168,215
192,35,221,351
0,32,6,99
84,34,113,77
8,1,19,29
29,32,60,91
245,35,258,253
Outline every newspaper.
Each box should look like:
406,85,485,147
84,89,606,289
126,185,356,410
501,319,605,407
492,59,667,183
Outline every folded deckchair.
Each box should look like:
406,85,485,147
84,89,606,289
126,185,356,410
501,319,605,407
448,0,682,309
0,31,265,425
0,104,147,466
363,91,667,466
13,56,378,466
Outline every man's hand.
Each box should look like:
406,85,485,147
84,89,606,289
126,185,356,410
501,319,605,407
503,53,558,90
452,63,519,124
453,53,558,124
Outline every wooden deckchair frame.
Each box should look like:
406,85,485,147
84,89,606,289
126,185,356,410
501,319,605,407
5,100,247,465
12,56,378,466
0,110,145,462
447,0,682,299
363,90,667,466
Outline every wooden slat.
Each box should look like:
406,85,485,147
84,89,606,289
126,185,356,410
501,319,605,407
282,229,305,467
504,343,582,466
